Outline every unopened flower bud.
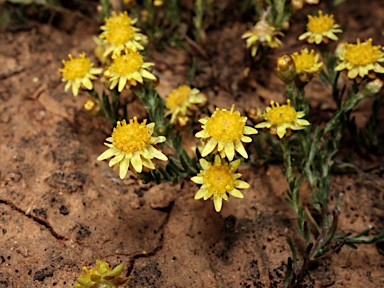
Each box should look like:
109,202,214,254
275,55,297,84
140,10,149,23
281,21,290,31
177,115,189,127
197,92,208,107
291,0,304,10
83,99,101,116
246,107,263,122
361,78,384,97
153,0,163,6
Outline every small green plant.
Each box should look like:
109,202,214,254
74,260,129,288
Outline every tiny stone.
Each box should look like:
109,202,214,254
59,205,69,215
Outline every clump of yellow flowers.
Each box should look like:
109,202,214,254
299,10,342,45
335,38,384,80
97,117,168,178
192,105,258,211
73,260,129,288
58,8,317,215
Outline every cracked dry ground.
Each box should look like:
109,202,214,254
1,1,384,287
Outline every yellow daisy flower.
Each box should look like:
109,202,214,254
242,18,283,57
97,117,168,179
299,10,342,44
195,105,258,161
165,85,207,124
58,53,102,96
74,260,129,288
104,49,156,92
334,38,384,80
192,155,249,212
255,100,310,138
291,49,323,83
99,11,145,57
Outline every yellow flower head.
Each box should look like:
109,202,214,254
335,38,384,80
104,49,156,92
192,155,249,212
58,53,102,96
291,49,323,83
255,100,310,138
165,85,207,124
97,117,167,178
74,260,129,288
99,11,145,57
195,105,258,161
299,10,342,44
242,18,283,57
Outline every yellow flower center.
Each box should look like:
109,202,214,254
112,117,151,153
204,164,235,196
307,11,335,33
263,100,297,126
105,25,135,45
61,53,91,80
165,86,191,109
205,106,245,142
291,49,319,73
344,39,383,66
109,51,143,75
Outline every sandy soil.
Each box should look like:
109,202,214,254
0,1,383,287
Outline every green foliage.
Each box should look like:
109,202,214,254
279,50,384,287
73,260,129,288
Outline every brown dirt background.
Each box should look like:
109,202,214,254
0,1,384,287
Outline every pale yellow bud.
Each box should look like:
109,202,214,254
362,78,384,97
83,99,101,116
275,55,297,84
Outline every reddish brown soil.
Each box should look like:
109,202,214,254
0,1,383,287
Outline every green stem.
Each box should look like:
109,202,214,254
281,139,300,213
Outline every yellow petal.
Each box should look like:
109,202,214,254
119,157,130,179
191,176,204,184
109,153,125,167
229,189,244,198
131,152,143,173
201,138,217,157
234,140,248,158
194,188,206,199
236,180,250,189
97,148,118,160
213,196,223,212
224,142,235,161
